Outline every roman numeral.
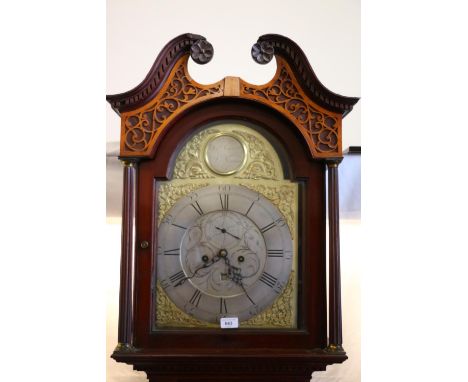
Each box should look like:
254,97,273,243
219,194,229,210
189,289,202,307
190,201,204,216
259,272,278,289
260,222,276,233
219,298,228,314
171,223,187,230
169,270,186,285
275,218,286,227
160,278,171,290
164,248,180,256
244,201,254,216
267,249,284,257
244,292,255,305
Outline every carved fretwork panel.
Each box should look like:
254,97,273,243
118,56,342,159
240,58,342,157
120,56,224,157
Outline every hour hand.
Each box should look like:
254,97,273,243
174,255,221,287
215,226,241,240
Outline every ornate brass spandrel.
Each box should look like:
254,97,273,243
157,182,210,225
172,129,219,179
239,182,296,238
240,58,342,157
242,271,296,328
172,124,283,180
155,282,217,328
232,129,279,180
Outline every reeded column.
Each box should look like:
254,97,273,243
326,158,344,352
116,159,138,351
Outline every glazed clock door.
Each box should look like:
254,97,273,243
129,99,329,354
152,121,299,330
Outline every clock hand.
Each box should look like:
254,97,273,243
222,255,243,284
215,226,241,240
224,261,255,304
238,280,255,305
174,253,222,287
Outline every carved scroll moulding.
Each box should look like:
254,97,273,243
119,55,342,158
240,57,342,156
120,56,224,156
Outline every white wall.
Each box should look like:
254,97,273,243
106,1,360,381
106,0,360,149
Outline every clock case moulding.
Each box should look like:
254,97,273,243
107,33,359,382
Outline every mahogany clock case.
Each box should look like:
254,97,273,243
108,33,359,381
135,98,327,351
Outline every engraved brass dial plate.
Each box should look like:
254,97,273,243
154,122,298,329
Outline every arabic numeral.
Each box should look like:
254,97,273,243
274,280,285,294
249,305,260,316
275,218,286,227
161,214,173,225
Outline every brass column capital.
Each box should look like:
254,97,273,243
120,158,140,167
325,158,343,168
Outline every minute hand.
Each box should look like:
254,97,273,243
215,226,241,240
225,262,255,305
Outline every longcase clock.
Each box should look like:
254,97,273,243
107,33,359,382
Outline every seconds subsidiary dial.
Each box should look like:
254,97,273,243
204,134,247,175
157,184,293,324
